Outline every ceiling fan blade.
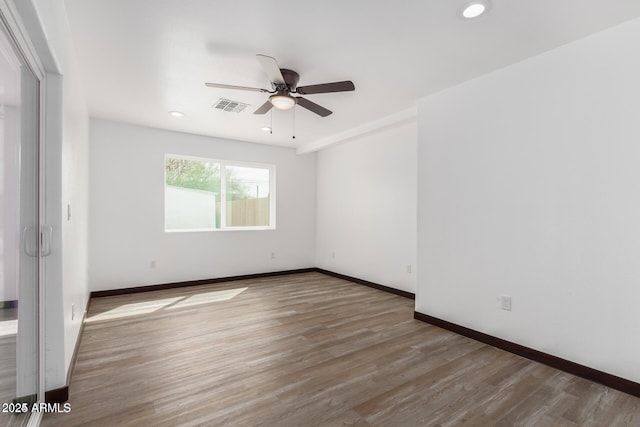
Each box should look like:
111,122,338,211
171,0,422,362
253,101,274,115
296,80,355,95
295,97,332,117
256,54,285,85
205,82,269,93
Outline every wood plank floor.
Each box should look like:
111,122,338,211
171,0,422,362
0,307,28,427
42,272,640,426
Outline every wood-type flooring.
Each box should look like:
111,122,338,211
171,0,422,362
42,272,640,426
0,307,28,427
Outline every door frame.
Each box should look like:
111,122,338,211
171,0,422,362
0,0,46,425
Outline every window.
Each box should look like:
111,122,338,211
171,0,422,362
165,155,275,231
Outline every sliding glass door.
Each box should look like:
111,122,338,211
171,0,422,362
0,8,42,427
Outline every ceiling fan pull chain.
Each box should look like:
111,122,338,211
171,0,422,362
270,110,273,135
292,105,296,139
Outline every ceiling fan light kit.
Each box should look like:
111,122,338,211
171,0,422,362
269,93,296,110
205,54,355,118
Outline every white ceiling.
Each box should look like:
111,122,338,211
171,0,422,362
64,0,640,149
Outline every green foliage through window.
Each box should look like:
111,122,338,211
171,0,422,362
165,158,220,192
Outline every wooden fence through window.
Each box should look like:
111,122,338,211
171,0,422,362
226,196,270,226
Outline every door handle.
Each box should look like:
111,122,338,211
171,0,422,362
41,225,52,257
23,226,38,257
22,225,53,257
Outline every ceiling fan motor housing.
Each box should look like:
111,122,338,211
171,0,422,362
279,69,300,91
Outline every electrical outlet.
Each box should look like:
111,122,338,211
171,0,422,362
67,204,71,221
271,252,276,259
332,251,335,259
406,265,412,274
150,260,156,268
500,295,512,311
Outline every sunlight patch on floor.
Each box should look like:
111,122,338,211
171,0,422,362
166,287,248,310
87,287,249,322
88,297,183,322
0,319,17,337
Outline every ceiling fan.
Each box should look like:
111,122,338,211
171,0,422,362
205,54,355,117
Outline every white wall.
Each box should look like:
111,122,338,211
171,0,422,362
316,120,417,293
89,119,316,291
417,17,640,382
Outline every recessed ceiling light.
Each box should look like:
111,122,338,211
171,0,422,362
261,127,272,132
462,2,486,19
168,111,184,117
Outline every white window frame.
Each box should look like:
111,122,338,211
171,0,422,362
164,154,276,232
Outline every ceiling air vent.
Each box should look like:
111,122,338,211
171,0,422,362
212,98,249,113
